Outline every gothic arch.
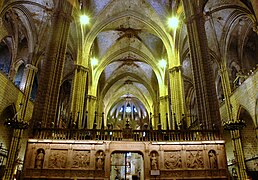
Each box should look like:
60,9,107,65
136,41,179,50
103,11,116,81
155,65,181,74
0,104,16,149
0,37,12,73
237,106,258,166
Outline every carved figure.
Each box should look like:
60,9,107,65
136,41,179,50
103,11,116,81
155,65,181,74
96,151,105,170
35,149,44,168
208,150,217,169
150,152,158,170
72,151,90,168
165,153,182,169
48,151,67,168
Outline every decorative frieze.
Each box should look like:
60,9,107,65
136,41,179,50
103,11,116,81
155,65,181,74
164,151,182,169
186,150,204,168
48,150,67,168
72,150,90,168
24,140,227,179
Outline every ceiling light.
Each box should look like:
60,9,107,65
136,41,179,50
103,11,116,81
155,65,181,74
91,57,98,66
168,17,179,29
159,59,167,68
80,15,89,25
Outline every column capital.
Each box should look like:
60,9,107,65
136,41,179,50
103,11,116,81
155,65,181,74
86,95,97,100
159,95,168,101
75,64,89,72
169,66,182,73
26,64,38,72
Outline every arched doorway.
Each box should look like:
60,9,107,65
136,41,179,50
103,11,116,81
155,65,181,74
110,151,144,180
238,107,258,178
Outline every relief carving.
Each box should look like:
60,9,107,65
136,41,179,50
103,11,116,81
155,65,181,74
186,150,204,168
72,150,90,168
208,150,217,169
164,151,182,169
35,148,45,169
48,150,67,168
96,151,105,170
150,151,158,170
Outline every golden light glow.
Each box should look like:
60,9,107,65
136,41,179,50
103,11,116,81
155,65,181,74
80,15,90,25
91,57,98,66
168,17,179,29
159,59,167,68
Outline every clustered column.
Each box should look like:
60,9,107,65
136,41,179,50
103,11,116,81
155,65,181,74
70,65,89,128
182,0,221,129
169,66,185,129
32,1,73,128
159,96,168,129
86,95,97,128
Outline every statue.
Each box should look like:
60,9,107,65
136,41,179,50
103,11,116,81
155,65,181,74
35,149,44,168
96,151,105,170
150,152,158,170
208,150,217,169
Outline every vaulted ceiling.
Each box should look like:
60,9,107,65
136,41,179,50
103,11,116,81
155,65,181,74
0,0,256,121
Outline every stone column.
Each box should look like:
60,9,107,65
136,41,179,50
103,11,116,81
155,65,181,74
20,64,38,119
220,64,247,179
159,96,168,129
230,130,248,179
86,95,97,128
219,64,233,121
70,65,88,128
182,0,221,129
169,66,185,129
3,129,23,180
3,62,37,180
32,1,72,128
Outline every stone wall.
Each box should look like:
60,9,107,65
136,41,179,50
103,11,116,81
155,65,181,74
0,71,34,159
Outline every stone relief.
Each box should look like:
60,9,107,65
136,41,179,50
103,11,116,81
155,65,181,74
96,151,105,170
186,150,204,168
208,150,217,169
72,150,90,168
150,151,158,170
35,148,45,169
48,150,67,168
164,151,182,169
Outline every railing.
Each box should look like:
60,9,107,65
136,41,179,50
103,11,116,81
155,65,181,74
33,128,221,142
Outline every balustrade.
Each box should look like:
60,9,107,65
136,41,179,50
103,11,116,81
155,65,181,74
33,128,221,141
